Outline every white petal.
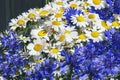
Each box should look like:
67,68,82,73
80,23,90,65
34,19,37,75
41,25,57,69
27,43,34,50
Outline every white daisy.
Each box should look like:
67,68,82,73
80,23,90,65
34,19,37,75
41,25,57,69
19,35,30,43
30,27,49,40
100,20,111,30
56,27,78,44
85,27,105,42
21,12,29,20
27,9,39,21
88,19,107,31
56,34,66,44
49,47,62,59
68,0,82,9
27,39,46,56
64,27,78,42
46,20,65,32
39,8,49,17
111,21,120,29
9,18,18,30
71,14,88,27
76,33,89,43
9,15,27,30
57,8,65,14
82,1,91,9
87,0,106,9
42,42,63,60
50,12,63,21
52,0,68,9
87,13,100,22
17,15,27,28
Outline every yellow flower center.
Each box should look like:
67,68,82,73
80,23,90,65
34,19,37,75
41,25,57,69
35,59,43,63
21,37,27,41
101,21,111,30
70,4,77,8
92,0,101,5
52,21,60,26
83,2,89,7
51,48,59,54
84,10,89,14
64,30,71,34
55,13,62,18
88,14,95,19
40,10,48,16
38,30,47,37
91,31,100,38
112,21,119,27
34,44,42,52
59,35,65,42
101,21,107,27
28,13,36,19
58,8,64,13
78,34,87,40
17,19,25,25
76,16,85,22
56,1,63,5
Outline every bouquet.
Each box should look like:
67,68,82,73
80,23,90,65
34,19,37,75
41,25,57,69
0,0,120,80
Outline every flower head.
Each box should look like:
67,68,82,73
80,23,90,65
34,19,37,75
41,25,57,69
1,31,23,54
63,8,82,27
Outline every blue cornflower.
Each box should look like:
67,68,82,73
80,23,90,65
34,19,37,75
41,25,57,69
0,53,27,78
25,59,57,80
113,0,120,14
104,28,116,39
102,51,120,77
104,28,120,50
90,7,114,21
1,31,23,54
61,29,120,79
90,0,120,21
106,0,113,7
63,8,82,27
107,0,120,14
61,45,105,80
0,31,27,79
92,0,120,21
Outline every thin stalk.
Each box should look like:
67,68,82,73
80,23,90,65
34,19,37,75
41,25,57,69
89,74,92,80
45,0,48,4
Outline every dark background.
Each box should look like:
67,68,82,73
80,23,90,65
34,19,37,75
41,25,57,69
0,0,46,32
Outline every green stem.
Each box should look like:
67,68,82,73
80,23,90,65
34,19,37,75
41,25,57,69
89,74,92,80
45,0,48,4
69,67,73,79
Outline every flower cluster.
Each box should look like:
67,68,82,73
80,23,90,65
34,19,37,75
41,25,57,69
1,32,23,53
0,0,120,80
25,59,57,80
0,31,27,79
61,29,120,80
8,0,120,58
